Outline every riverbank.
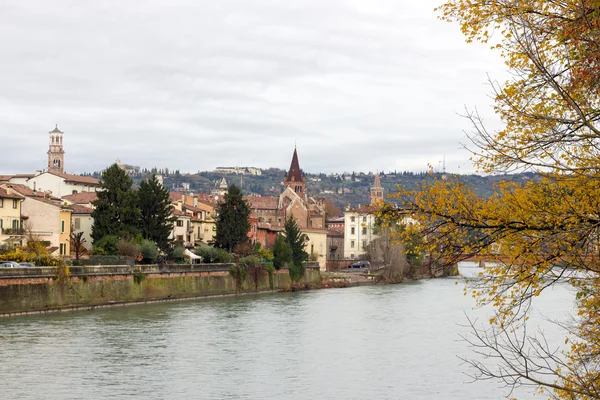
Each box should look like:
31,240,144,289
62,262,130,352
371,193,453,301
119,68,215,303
0,263,321,317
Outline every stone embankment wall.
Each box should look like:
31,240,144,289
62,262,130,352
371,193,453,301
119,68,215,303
0,263,321,316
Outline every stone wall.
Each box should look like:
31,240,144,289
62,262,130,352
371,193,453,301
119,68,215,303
0,263,321,316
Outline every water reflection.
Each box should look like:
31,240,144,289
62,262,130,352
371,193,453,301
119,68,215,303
0,278,575,399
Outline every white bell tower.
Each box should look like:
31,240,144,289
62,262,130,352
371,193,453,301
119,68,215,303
47,124,65,174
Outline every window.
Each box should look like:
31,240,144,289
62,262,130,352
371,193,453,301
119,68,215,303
362,216,366,222
61,220,65,233
362,227,367,235
12,220,18,229
59,243,65,255
72,190,78,194
351,227,355,235
74,218,81,230
351,253,355,259
12,199,18,209
350,216,355,222
362,240,367,250
176,235,184,242
176,220,184,227
350,240,355,248
0,199,3,208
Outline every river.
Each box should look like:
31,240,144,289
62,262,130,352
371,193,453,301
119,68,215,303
0,265,576,399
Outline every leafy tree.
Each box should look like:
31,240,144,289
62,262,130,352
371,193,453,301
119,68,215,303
138,174,175,252
272,233,292,270
379,1,600,398
91,164,140,242
214,184,251,252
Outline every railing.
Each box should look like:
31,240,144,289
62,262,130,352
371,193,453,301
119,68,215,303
1,228,25,236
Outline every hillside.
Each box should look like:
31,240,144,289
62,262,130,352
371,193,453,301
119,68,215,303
88,166,540,213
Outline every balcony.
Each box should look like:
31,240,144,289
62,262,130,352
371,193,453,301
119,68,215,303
1,228,25,236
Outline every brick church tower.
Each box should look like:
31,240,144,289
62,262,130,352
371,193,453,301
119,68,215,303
370,172,384,206
47,124,65,174
283,146,307,201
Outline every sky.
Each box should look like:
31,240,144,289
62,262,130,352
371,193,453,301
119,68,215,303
0,0,508,175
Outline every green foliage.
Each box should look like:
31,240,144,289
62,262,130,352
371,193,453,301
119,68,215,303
264,262,275,289
133,270,146,284
273,233,292,270
138,174,175,252
239,255,261,269
214,184,251,252
194,245,234,263
91,164,141,242
284,215,308,267
92,235,119,255
170,246,186,262
258,247,274,261
288,263,305,282
140,240,159,264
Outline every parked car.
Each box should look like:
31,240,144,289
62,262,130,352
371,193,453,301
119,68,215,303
19,262,35,267
0,261,21,268
348,260,370,269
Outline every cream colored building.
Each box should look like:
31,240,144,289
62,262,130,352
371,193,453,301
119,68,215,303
19,195,72,256
302,228,328,271
71,205,94,251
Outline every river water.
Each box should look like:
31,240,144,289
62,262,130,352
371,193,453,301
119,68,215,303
0,265,576,399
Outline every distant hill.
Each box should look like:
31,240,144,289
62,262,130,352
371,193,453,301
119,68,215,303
88,166,541,212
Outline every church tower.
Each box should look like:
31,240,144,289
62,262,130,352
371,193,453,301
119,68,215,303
370,171,384,206
283,146,307,200
47,124,65,174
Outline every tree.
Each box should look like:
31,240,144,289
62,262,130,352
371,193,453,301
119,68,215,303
273,233,292,270
283,215,308,281
378,1,600,398
91,164,140,242
214,184,251,252
69,228,87,260
138,174,175,252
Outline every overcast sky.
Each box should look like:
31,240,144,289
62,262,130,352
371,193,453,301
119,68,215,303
0,0,508,175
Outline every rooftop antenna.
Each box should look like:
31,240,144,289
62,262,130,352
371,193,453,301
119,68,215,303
443,155,446,174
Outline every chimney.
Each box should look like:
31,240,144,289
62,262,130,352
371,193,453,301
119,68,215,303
194,197,198,207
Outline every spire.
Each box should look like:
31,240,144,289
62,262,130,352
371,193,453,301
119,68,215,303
373,171,382,188
286,147,303,183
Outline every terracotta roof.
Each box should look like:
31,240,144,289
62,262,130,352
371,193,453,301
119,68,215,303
12,174,35,179
285,147,303,183
71,205,93,214
257,223,282,232
51,172,99,185
30,196,72,210
0,187,25,200
1,184,61,200
246,196,279,210
49,124,63,134
62,191,98,204
0,175,11,182
169,192,185,203
172,209,191,218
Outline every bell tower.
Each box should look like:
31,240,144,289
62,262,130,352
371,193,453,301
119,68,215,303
47,124,65,174
283,146,307,200
370,171,384,206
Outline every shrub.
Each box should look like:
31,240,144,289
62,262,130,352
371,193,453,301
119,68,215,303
116,239,141,258
194,245,217,263
170,246,186,263
215,248,234,263
92,235,119,255
140,240,158,264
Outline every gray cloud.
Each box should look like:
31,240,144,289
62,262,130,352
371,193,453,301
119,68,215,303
0,0,507,175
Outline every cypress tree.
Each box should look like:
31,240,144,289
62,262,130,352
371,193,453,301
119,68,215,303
214,184,251,252
138,175,175,252
283,215,308,267
91,163,140,243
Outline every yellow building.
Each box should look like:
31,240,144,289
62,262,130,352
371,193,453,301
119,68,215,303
0,186,25,245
